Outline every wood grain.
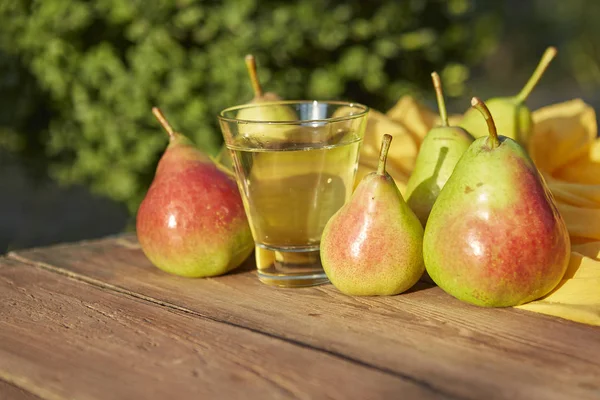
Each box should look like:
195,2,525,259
0,378,42,400
9,236,600,400
0,256,435,400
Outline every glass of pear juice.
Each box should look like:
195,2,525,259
218,100,369,288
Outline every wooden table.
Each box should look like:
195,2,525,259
1,235,599,400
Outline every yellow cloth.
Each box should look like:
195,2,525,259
358,96,600,325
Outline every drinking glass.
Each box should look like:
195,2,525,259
218,101,369,287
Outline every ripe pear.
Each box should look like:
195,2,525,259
238,55,292,111
460,47,557,145
423,97,570,307
136,108,254,278
218,55,296,170
320,134,425,296
235,55,297,143
405,72,474,225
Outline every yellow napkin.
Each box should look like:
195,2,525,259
358,97,600,325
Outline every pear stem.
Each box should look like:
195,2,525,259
377,134,393,176
152,107,175,138
245,54,263,98
431,72,448,126
471,97,500,149
516,46,557,103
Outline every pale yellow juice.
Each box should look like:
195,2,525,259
227,128,360,253
220,101,368,287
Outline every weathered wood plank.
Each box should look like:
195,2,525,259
10,236,600,400
0,379,42,400
0,256,435,400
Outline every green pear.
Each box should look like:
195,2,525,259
460,47,557,146
320,134,425,296
218,55,297,170
423,97,570,307
215,143,234,171
136,108,254,277
405,72,474,225
235,54,297,144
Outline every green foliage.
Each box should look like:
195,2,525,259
0,0,502,212
530,0,600,93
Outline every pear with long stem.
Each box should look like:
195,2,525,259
460,47,558,145
217,54,296,167
320,134,425,296
405,72,474,226
423,97,570,307
236,54,297,123
137,107,254,278
244,54,280,103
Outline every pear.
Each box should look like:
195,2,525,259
460,47,557,145
405,72,474,225
320,134,425,296
235,54,297,145
423,97,570,307
236,54,296,121
136,108,254,278
217,55,296,169
215,144,234,171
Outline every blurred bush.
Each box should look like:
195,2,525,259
506,0,600,97
0,0,502,213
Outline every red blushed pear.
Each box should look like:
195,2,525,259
423,97,570,307
136,108,253,278
320,134,425,296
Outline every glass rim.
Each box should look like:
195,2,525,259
218,100,370,125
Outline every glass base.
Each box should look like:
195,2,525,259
255,245,330,288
